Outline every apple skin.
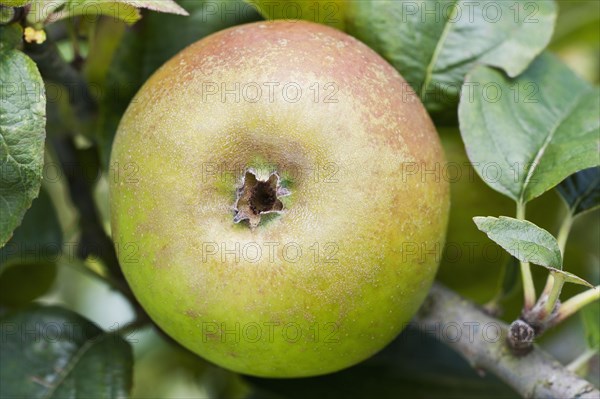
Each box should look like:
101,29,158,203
110,21,449,377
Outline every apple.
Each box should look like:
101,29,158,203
110,20,449,377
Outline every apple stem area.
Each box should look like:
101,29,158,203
233,169,290,228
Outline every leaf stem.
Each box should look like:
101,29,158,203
517,202,536,309
26,36,149,323
24,36,97,123
542,211,574,296
567,348,599,374
114,315,151,337
66,18,83,69
544,273,565,315
557,211,574,255
555,286,600,323
64,259,132,300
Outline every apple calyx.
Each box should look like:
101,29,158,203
233,169,290,228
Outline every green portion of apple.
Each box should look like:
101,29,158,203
110,21,449,377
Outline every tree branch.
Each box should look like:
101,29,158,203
24,37,97,123
24,27,148,327
50,137,131,293
413,283,599,399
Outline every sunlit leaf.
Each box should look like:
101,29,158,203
50,1,142,25
0,0,31,6
120,0,189,15
244,0,346,30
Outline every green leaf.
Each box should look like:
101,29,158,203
0,305,133,398
459,53,600,203
0,48,46,247
246,326,518,398
557,167,600,217
0,1,31,6
581,302,600,349
0,188,62,306
473,216,562,268
26,1,66,24
48,0,189,25
244,0,346,30
96,0,261,167
551,0,600,52
0,5,19,24
345,0,556,116
50,1,142,25
117,0,189,15
549,269,594,288
0,24,22,50
0,262,56,306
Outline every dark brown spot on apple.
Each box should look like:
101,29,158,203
249,179,277,213
233,169,290,228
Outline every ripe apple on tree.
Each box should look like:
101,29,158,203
110,21,449,377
